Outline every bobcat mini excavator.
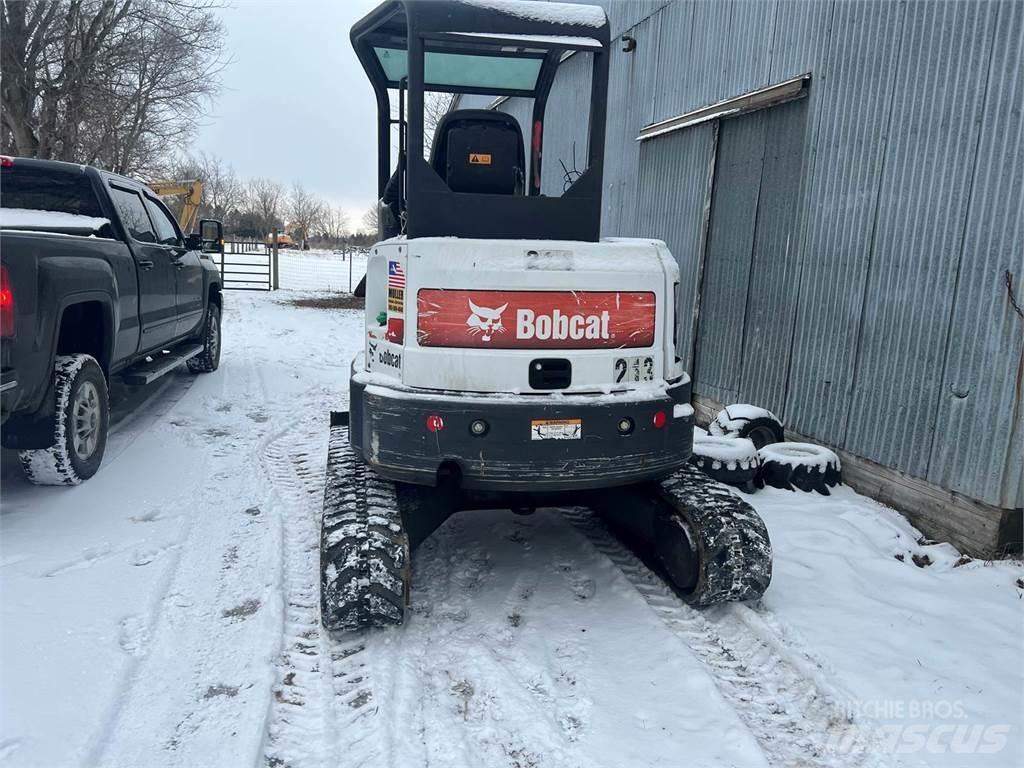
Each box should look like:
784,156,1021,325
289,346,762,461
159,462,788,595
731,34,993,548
321,0,772,631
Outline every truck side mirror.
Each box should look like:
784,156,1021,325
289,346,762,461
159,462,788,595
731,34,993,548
199,219,223,253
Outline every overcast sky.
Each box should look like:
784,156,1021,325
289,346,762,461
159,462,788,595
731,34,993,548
194,0,384,220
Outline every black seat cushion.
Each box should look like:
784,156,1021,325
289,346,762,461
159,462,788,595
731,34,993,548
430,109,524,195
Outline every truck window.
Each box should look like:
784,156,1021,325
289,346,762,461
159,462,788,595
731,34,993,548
109,187,157,244
0,164,104,217
142,195,181,246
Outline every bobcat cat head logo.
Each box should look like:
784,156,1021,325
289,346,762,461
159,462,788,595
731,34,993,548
466,299,508,342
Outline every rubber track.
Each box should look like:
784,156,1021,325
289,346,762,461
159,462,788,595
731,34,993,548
320,426,409,632
562,507,886,767
659,465,772,606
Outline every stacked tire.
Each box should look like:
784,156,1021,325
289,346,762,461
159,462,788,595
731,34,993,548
692,403,842,495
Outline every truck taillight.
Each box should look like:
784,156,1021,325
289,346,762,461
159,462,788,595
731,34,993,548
0,156,12,168
1,265,14,337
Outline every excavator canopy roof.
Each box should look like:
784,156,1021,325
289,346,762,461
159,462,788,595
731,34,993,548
352,0,608,96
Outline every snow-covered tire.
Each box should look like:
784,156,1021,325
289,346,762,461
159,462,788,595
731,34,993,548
19,354,109,486
320,425,410,632
709,404,784,449
186,303,221,373
758,442,842,495
690,433,760,490
658,465,772,606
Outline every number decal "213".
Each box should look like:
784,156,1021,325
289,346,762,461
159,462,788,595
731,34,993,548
614,356,655,383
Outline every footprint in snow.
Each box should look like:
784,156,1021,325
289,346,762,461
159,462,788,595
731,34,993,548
119,615,149,657
222,598,261,621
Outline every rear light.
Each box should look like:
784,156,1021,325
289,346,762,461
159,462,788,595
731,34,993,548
426,414,444,433
652,410,667,429
0,265,14,337
0,156,12,168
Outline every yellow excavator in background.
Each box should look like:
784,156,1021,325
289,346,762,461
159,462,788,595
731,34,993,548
149,179,204,233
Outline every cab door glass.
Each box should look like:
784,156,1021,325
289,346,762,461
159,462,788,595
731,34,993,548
109,186,157,243
143,196,182,247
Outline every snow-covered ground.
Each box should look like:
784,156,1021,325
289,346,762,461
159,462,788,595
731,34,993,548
1,291,1021,768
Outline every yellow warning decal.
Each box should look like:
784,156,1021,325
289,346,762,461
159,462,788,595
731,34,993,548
469,153,492,165
388,287,404,312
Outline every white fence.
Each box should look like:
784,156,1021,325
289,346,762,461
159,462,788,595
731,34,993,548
277,249,369,293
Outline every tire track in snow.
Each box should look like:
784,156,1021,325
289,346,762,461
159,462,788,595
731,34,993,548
261,424,384,768
561,508,888,768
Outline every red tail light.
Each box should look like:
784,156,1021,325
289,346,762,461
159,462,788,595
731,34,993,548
0,265,14,337
0,156,13,168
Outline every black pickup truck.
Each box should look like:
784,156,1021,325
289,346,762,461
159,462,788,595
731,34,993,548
1,156,223,485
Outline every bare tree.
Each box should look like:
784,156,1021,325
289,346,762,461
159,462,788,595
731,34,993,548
246,177,284,239
1,0,227,175
362,205,380,235
318,205,348,248
155,151,240,224
286,183,323,249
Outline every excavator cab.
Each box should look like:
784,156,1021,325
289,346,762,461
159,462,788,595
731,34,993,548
351,0,609,241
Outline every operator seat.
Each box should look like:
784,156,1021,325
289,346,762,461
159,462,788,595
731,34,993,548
429,109,525,195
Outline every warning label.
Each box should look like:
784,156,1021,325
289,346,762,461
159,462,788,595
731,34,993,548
388,287,404,312
469,153,492,165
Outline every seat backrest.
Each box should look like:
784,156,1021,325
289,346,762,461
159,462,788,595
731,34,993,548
429,109,524,195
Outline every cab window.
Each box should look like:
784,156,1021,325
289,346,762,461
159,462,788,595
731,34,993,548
108,186,156,243
143,195,181,246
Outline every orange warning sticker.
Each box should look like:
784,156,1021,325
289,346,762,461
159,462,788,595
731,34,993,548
469,153,492,165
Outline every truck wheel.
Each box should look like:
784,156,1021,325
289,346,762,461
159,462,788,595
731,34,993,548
709,404,785,449
20,354,109,485
187,303,221,373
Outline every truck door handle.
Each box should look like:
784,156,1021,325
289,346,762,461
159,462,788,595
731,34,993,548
138,259,155,269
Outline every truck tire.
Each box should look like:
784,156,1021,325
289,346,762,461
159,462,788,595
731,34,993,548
758,442,842,495
20,354,109,485
709,404,785,449
187,303,221,373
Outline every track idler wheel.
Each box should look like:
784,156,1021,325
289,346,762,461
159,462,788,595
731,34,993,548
657,466,773,606
320,425,411,632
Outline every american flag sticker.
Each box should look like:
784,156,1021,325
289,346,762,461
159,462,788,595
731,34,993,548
388,260,405,289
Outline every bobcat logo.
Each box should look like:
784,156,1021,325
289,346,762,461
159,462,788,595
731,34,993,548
466,299,508,342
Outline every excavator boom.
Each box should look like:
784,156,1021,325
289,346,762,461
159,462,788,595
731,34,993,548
149,179,204,233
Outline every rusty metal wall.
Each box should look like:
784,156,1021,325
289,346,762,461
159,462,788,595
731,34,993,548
507,0,1023,509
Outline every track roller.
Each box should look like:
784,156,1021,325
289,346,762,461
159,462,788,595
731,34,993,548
320,425,411,632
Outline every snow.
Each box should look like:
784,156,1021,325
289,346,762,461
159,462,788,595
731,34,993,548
710,403,783,436
0,207,110,233
693,433,759,470
1,291,1021,768
448,31,602,48
760,441,840,472
455,0,606,28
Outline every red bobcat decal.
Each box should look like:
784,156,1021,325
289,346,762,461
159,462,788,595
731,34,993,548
417,290,655,349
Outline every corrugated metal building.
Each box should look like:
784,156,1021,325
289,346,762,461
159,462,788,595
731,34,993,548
459,0,1023,554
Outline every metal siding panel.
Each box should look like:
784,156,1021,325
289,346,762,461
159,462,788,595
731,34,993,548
927,0,1024,507
694,112,768,404
844,0,1000,478
769,0,835,81
784,0,906,443
541,53,593,197
636,124,716,368
739,98,812,414
603,16,661,235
